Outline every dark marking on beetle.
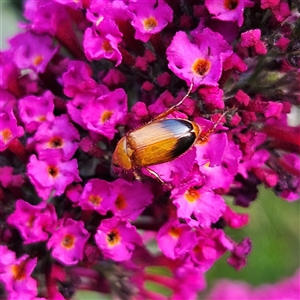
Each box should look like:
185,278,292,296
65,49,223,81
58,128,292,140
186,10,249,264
170,132,196,159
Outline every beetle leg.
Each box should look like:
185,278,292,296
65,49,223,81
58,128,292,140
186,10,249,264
145,167,172,188
151,81,194,122
132,167,142,181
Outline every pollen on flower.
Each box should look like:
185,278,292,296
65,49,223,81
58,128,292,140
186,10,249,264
37,115,47,122
185,188,200,202
89,194,102,206
100,110,113,123
102,40,113,53
26,215,36,228
61,234,76,249
115,194,127,210
224,0,239,10
106,229,121,246
49,137,64,148
1,128,12,143
143,16,158,31
192,58,211,77
169,226,182,238
47,165,59,178
33,55,44,66
204,161,211,167
11,261,27,280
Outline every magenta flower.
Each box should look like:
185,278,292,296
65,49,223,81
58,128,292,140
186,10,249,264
167,29,232,88
129,0,173,42
66,85,109,129
47,218,90,266
29,114,80,160
81,88,128,139
0,166,23,188
204,0,253,27
7,200,57,244
27,152,81,200
18,91,55,133
172,185,226,227
240,29,267,55
84,18,123,66
206,268,300,300
62,61,97,98
190,227,233,271
9,31,58,73
157,218,197,259
78,178,116,214
95,217,142,261
110,179,153,220
0,107,24,151
0,246,38,299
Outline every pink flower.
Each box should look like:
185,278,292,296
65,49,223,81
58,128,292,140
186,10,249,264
167,29,232,88
18,91,55,133
205,0,254,27
157,218,197,259
7,200,57,244
30,114,80,160
9,31,58,73
95,217,142,261
62,61,97,98
0,166,23,188
129,0,173,42
172,185,226,227
81,88,127,139
0,107,24,151
47,218,90,266
111,179,153,221
27,152,81,201
241,29,267,55
79,179,116,214
84,18,123,66
0,246,38,299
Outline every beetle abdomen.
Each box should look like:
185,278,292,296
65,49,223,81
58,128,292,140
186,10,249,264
127,119,200,167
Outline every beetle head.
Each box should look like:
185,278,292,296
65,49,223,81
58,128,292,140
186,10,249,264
112,136,132,170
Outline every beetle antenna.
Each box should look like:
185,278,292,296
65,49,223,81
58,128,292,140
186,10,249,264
151,80,195,122
198,107,237,142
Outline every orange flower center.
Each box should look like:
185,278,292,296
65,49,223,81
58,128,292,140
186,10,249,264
224,0,239,10
49,137,64,148
1,128,12,143
115,194,127,210
11,260,27,280
48,165,59,178
107,229,121,246
27,215,36,228
192,58,211,76
169,226,182,238
89,194,102,206
102,40,113,52
100,110,113,123
33,55,44,66
143,16,158,31
37,115,47,122
61,234,75,249
184,188,200,203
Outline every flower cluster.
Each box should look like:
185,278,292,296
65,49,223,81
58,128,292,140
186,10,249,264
205,268,300,299
0,0,299,299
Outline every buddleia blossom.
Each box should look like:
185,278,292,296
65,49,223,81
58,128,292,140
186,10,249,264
0,0,299,299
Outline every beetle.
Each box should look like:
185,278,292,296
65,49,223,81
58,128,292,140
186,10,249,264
112,83,212,184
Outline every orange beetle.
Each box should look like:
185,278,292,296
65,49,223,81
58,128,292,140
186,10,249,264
112,84,203,183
